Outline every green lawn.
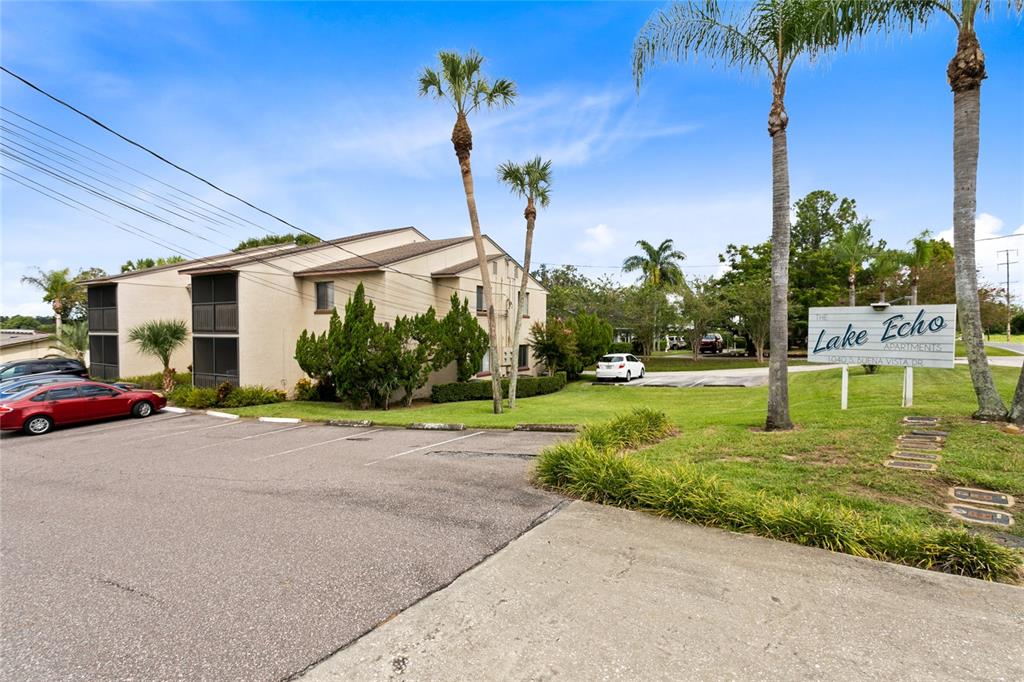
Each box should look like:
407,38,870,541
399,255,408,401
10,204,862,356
956,341,1021,357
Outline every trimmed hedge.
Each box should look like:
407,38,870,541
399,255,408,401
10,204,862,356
534,410,1022,583
431,371,567,403
168,383,285,409
117,372,191,390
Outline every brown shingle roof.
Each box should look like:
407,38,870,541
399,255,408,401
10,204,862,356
294,237,473,276
431,254,501,278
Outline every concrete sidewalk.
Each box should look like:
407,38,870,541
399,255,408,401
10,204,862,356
304,502,1023,681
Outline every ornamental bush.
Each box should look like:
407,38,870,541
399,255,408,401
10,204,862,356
431,371,567,403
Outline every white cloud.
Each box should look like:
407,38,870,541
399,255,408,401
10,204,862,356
937,213,1024,301
580,223,615,254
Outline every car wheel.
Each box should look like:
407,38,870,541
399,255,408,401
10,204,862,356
625,371,632,382
23,415,53,436
640,369,645,378
132,401,154,418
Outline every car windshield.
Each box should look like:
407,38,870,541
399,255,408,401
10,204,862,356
600,355,625,363
0,386,40,402
703,334,717,340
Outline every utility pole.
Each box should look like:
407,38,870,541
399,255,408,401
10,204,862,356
996,249,1019,342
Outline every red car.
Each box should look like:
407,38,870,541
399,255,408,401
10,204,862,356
0,381,166,436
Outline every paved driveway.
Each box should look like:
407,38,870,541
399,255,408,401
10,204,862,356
0,413,569,681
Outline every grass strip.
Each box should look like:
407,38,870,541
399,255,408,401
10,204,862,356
534,409,1022,583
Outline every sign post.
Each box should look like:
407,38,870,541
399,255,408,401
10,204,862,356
808,304,957,409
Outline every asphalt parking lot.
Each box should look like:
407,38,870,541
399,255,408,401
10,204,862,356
0,412,571,681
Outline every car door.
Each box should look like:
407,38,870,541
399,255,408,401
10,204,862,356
79,384,127,419
626,355,642,376
39,386,87,423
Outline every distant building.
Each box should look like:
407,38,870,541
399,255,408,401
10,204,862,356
82,227,546,397
0,329,55,363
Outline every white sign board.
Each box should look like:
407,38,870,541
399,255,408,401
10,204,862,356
807,305,957,369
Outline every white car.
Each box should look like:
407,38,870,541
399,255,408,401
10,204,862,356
596,353,645,382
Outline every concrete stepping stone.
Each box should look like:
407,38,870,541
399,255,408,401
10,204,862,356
884,459,937,472
909,429,949,438
949,487,1014,508
892,451,940,462
903,416,940,425
895,439,942,451
947,504,1014,527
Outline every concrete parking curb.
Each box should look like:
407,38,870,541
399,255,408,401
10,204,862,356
161,406,188,414
206,410,240,420
408,422,466,431
513,423,578,433
258,416,301,424
327,419,374,427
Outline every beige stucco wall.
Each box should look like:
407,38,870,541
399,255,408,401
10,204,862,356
0,337,56,363
111,268,194,378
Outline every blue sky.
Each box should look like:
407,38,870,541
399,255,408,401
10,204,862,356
2,1,1022,316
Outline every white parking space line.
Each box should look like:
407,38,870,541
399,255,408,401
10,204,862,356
251,428,383,462
364,431,484,466
192,423,307,452
135,419,243,443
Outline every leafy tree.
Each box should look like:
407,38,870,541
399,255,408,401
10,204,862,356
635,1,880,431
498,156,552,408
121,256,187,273
528,319,577,376
622,285,677,356
533,265,624,325
622,239,685,289
21,268,77,336
127,319,189,392
435,293,489,382
295,322,334,394
419,49,516,415
333,283,379,407
48,320,88,361
394,310,441,407
0,315,46,330
726,277,772,362
567,312,614,379
233,233,320,252
678,278,724,361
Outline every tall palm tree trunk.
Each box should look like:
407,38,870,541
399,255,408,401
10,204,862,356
1009,366,1024,426
453,113,502,414
52,301,63,338
508,198,536,409
949,30,1005,420
848,272,856,307
766,95,792,431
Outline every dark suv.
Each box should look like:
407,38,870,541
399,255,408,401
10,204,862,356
699,333,725,354
0,358,89,383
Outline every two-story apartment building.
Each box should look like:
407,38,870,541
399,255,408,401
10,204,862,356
83,226,546,398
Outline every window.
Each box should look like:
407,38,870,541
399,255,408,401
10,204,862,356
81,385,119,397
193,337,239,388
476,285,485,312
524,292,530,316
192,273,238,332
480,352,490,373
46,387,81,401
518,344,529,369
87,285,117,332
89,335,119,380
492,260,497,275
315,282,334,312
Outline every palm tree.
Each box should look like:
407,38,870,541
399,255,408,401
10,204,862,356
906,230,935,305
623,239,685,352
127,319,189,392
21,267,80,336
498,156,552,409
634,0,874,430
622,239,686,288
48,320,88,361
419,50,516,415
870,249,904,303
911,1,1020,419
833,221,874,306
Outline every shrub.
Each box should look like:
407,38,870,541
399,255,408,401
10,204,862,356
431,371,567,403
168,384,284,409
221,385,286,408
118,372,191,390
609,342,633,354
293,378,319,401
534,413,1022,583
